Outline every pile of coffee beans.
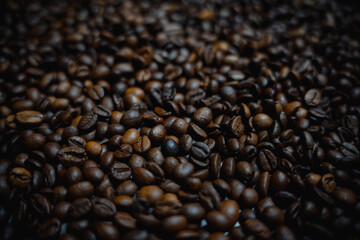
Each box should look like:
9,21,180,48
0,0,359,239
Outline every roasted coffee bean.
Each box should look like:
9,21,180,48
191,142,210,159
162,138,179,156
179,134,193,153
114,212,137,229
8,167,32,188
93,221,120,240
138,185,164,204
254,113,273,129
92,197,116,218
305,89,321,106
114,144,133,159
68,136,86,148
57,147,87,167
133,136,151,153
30,193,51,216
236,161,254,180
68,181,94,198
110,162,131,181
245,219,272,239
78,111,98,131
68,197,91,218
36,218,61,239
133,167,156,185
15,110,44,125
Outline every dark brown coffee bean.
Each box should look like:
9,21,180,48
36,218,61,239
114,212,136,229
333,188,357,206
121,110,142,128
57,146,87,167
254,113,273,129
30,193,51,216
262,206,284,226
191,141,210,159
275,225,297,240
162,215,187,232
171,118,189,136
84,167,104,184
245,219,271,239
206,211,231,231
189,122,208,140
173,163,195,181
162,138,179,156
219,200,240,227
138,185,164,204
114,144,133,159
68,198,91,218
8,167,32,188
229,116,245,137
258,171,270,196
78,111,98,131
53,201,70,220
68,181,94,198
133,136,151,153
93,221,120,240
92,197,116,217
65,166,83,185
305,89,321,106
133,167,156,185
110,162,131,181
179,134,193,153
236,161,254,180
68,136,86,148
321,173,336,193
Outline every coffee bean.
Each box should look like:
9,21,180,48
254,113,273,129
84,167,104,184
121,110,142,128
190,141,210,160
8,167,32,188
93,221,120,240
275,225,297,240
333,188,357,206
36,218,61,239
133,167,156,185
262,206,285,226
114,144,133,159
137,185,164,204
57,146,87,167
68,181,94,198
68,197,91,218
114,212,137,229
236,161,254,180
110,162,131,181
171,118,189,136
15,110,44,125
245,219,272,239
179,134,193,153
321,173,336,193
78,111,98,131
133,136,151,153
92,197,116,218
162,138,179,156
162,215,187,232
305,89,321,106
229,116,245,137
30,193,51,216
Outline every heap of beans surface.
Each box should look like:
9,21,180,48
0,0,359,239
